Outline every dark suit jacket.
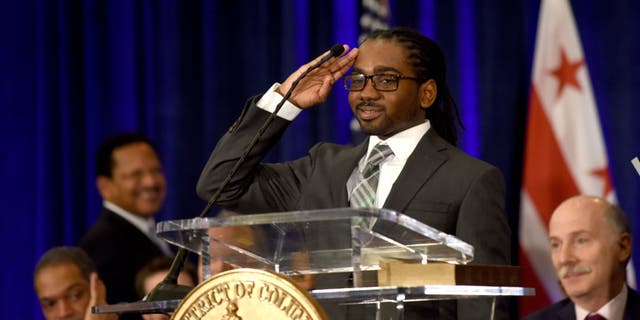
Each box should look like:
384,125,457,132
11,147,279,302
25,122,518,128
79,207,167,320
523,286,640,320
196,96,511,319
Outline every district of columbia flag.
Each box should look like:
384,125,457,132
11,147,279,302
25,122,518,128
518,0,636,317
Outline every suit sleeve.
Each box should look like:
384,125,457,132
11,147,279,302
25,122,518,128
196,96,315,214
456,166,512,320
456,166,510,264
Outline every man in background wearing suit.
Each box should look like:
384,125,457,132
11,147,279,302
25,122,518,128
196,27,510,319
80,133,172,320
524,195,640,320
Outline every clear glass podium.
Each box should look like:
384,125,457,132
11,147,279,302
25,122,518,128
158,208,474,278
94,208,533,319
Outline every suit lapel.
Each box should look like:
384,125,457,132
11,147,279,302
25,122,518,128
558,300,577,320
383,130,448,211
330,139,369,207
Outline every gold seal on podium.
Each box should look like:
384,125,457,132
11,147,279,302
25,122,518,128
171,268,327,320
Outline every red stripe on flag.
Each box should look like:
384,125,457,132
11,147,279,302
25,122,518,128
520,86,581,314
523,86,580,226
519,247,552,317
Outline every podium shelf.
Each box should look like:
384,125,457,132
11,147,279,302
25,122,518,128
92,285,535,315
310,285,535,302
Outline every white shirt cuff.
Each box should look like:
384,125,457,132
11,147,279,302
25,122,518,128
256,83,303,121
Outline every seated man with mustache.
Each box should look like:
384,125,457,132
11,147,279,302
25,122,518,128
524,195,640,320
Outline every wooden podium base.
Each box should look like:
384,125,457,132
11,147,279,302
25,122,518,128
377,262,521,287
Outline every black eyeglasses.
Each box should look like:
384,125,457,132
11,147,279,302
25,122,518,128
343,73,421,91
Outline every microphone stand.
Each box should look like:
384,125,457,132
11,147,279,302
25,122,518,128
143,44,346,302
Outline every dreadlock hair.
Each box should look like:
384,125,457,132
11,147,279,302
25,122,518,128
362,27,464,146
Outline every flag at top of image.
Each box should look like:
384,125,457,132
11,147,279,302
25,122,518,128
518,0,635,317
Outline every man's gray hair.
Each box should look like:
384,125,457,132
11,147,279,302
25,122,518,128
604,202,631,236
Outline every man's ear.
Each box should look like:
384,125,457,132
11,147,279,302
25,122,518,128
96,176,112,200
419,79,437,109
618,232,632,263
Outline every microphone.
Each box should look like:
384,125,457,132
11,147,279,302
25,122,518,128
299,44,345,78
144,44,346,302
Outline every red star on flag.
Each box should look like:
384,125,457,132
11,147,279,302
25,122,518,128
549,48,584,97
591,167,613,197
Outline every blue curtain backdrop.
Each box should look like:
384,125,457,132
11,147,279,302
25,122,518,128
2,0,639,318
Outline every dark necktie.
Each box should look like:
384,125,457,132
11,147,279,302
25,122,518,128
585,314,606,320
350,143,394,208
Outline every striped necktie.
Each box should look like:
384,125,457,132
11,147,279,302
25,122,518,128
350,143,394,208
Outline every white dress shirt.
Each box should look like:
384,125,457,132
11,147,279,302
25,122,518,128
347,122,430,207
575,284,628,320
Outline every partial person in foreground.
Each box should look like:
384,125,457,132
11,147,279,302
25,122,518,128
135,256,197,320
524,195,640,320
34,246,117,320
196,27,510,319
79,133,172,320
